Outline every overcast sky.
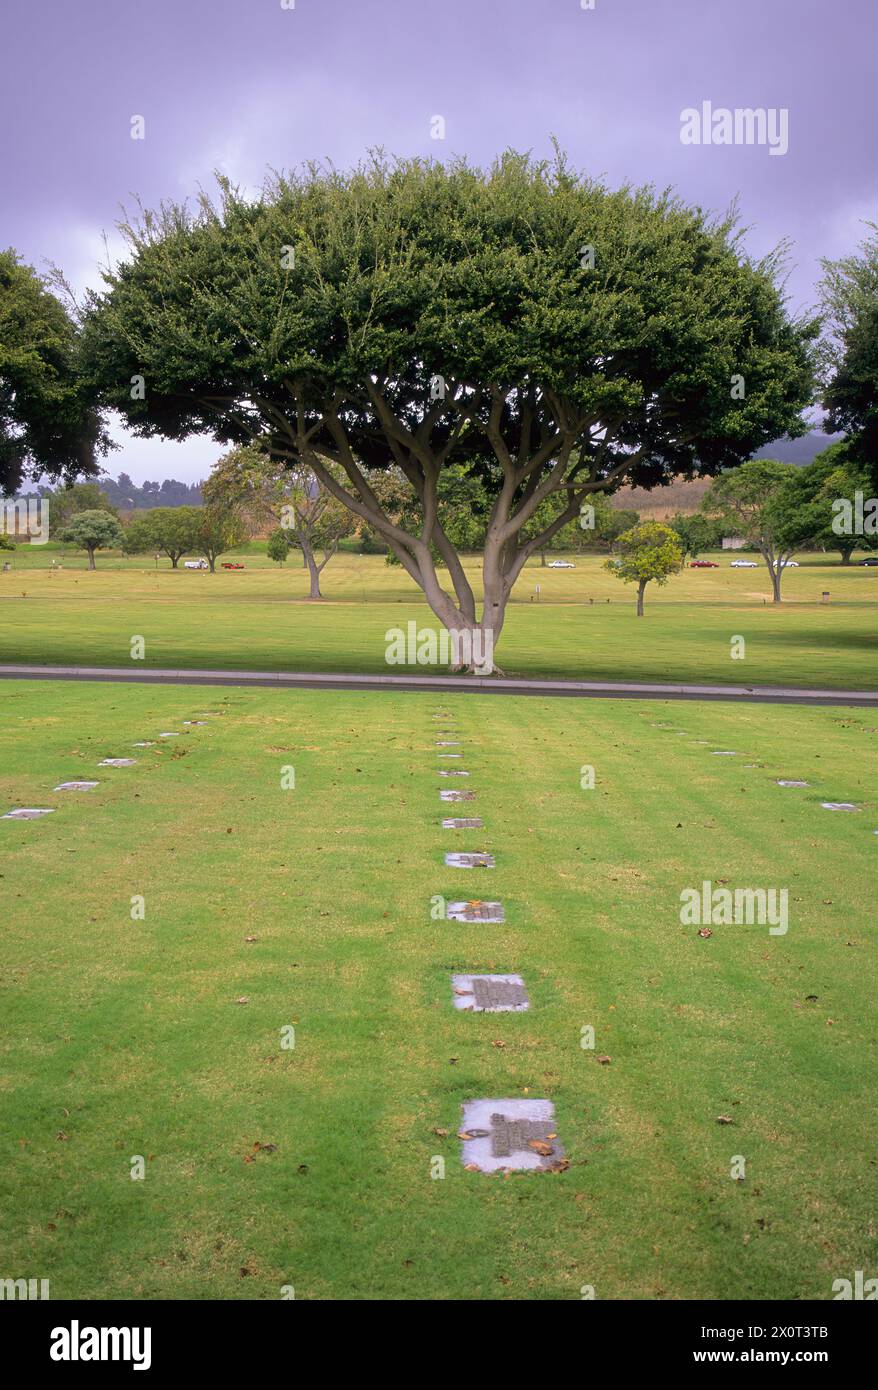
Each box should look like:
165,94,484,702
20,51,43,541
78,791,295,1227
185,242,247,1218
3,0,874,484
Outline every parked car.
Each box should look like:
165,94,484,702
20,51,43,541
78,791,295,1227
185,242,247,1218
730,559,758,568
690,560,719,568
221,562,245,570
773,559,799,568
861,557,878,566
546,560,575,569
184,558,209,570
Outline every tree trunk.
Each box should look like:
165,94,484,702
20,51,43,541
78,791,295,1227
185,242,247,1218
840,549,853,566
301,540,322,598
769,560,782,602
171,555,179,568
208,555,216,573
636,578,646,616
88,548,96,570
540,552,547,567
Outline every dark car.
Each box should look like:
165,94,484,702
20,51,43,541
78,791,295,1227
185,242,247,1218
861,557,878,567
690,560,719,568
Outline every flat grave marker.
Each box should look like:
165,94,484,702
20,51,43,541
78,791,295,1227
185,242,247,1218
3,807,55,820
452,974,528,1012
99,758,137,768
442,817,484,829
438,769,469,777
447,899,504,922
777,779,809,787
441,789,475,802
459,1098,563,1172
822,801,859,812
54,781,99,792
445,851,495,869
132,742,155,748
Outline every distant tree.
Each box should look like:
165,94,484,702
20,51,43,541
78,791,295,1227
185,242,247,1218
47,481,118,537
124,506,202,567
59,509,125,569
820,226,878,491
0,531,14,550
605,520,684,615
195,503,249,573
788,442,877,564
668,511,723,560
203,445,352,596
266,527,292,565
701,459,818,602
0,250,108,493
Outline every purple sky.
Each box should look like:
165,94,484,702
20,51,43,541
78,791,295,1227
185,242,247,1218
3,0,875,483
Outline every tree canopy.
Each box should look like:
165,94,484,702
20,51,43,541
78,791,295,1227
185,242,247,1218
605,520,684,615
59,509,125,568
820,226,878,490
0,250,107,494
82,152,817,669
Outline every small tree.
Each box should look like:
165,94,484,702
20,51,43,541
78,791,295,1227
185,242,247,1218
605,520,684,615
701,459,816,602
266,527,292,565
59,509,125,569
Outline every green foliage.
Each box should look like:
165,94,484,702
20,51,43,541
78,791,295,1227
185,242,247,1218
123,505,203,565
47,480,117,538
266,527,292,564
0,250,108,493
58,508,125,567
701,459,821,599
820,226,878,488
81,153,817,654
668,511,723,559
605,520,684,613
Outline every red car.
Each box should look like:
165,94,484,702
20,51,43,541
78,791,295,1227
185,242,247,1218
690,560,719,568
221,562,245,570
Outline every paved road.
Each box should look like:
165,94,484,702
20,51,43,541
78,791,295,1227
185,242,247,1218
1,663,876,707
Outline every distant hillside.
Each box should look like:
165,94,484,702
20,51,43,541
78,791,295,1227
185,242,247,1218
754,432,843,466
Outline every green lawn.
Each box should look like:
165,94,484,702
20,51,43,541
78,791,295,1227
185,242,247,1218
1,550,877,689
1,679,875,1299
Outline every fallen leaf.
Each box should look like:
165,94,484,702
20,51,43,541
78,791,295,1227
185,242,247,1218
528,1139,554,1157
716,1115,734,1125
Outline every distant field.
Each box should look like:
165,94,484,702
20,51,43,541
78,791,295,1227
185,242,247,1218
1,551,876,690
1,680,875,1299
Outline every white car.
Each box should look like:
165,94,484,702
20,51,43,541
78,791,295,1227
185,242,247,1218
773,559,799,568
547,560,575,569
184,558,209,570
730,559,758,568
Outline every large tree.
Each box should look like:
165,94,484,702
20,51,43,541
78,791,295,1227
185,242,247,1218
82,154,816,671
820,226,878,491
0,250,107,494
788,442,877,564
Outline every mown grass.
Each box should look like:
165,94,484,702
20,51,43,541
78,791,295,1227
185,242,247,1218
1,680,875,1299
1,551,877,689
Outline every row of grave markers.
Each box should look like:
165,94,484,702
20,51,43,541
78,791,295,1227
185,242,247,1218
2,718,214,819
433,706,566,1174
